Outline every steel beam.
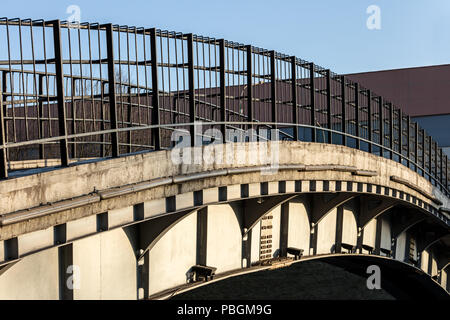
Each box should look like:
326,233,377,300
291,56,298,141
149,28,161,150
0,87,7,179
219,40,226,139
187,34,196,147
309,63,316,142
105,23,120,158
52,20,69,166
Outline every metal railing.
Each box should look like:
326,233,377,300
0,18,448,198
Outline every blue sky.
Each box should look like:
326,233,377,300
1,0,449,74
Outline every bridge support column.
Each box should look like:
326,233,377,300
334,206,344,253
58,243,73,300
279,202,289,257
196,207,208,266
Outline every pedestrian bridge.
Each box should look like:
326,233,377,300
0,18,449,299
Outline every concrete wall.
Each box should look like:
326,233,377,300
72,228,137,300
342,205,357,247
0,248,59,300
431,256,438,276
287,199,310,255
316,209,337,254
421,250,429,272
363,219,377,253
270,206,281,258
442,269,448,289
206,204,243,273
380,217,392,253
148,211,197,296
395,232,407,261
250,221,261,264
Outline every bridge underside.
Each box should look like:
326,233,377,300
0,141,449,299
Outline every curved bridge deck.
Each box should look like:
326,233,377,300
0,18,449,299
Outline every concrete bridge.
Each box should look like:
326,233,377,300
0,18,449,299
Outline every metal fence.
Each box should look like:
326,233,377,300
0,18,448,197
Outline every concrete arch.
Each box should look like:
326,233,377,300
420,234,450,254
130,208,202,262
242,194,299,236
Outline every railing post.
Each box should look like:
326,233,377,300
105,23,119,158
414,122,418,173
445,154,448,193
341,76,346,146
326,70,332,143
354,83,360,149
0,88,7,179
406,115,410,168
149,28,161,151
428,135,432,183
291,56,298,141
309,63,316,142
187,34,196,147
434,141,438,187
246,45,253,134
270,51,277,131
378,97,383,155
38,74,45,159
398,110,403,163
2,71,9,163
389,102,394,160
440,148,443,190
421,129,425,177
52,20,69,166
367,90,373,153
219,40,226,141
70,77,76,158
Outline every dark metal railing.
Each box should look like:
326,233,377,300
0,18,448,198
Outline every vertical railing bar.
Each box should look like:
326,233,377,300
0,87,7,179
291,57,298,141
270,51,277,131
389,102,394,160
428,135,432,183
378,97,383,155
52,20,69,166
406,115,410,168
341,76,346,146
326,69,332,143
105,23,119,158
354,82,360,149
398,109,403,164
219,39,226,140
421,128,425,177
415,122,418,173
38,75,45,158
246,45,253,133
434,140,438,188
367,90,373,153
1,72,8,162
309,63,315,142
149,28,161,151
67,26,76,158
187,34,196,147
439,148,443,190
